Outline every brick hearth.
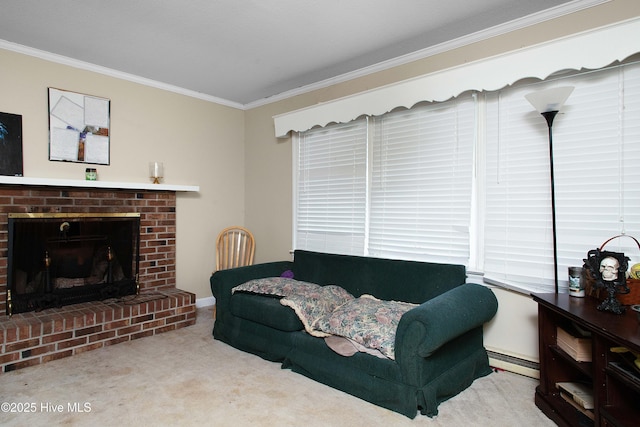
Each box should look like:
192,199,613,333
0,184,196,373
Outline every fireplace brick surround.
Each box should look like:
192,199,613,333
0,184,196,373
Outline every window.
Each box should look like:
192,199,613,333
484,63,640,293
294,61,640,294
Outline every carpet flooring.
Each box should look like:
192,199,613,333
1,307,555,426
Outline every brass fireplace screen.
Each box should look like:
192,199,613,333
6,213,140,315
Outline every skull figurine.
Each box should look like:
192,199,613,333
600,256,619,281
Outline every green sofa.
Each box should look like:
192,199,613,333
210,250,498,418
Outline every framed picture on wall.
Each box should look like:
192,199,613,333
0,111,23,176
48,87,110,165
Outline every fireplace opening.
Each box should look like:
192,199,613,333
6,213,140,315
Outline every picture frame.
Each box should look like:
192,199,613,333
48,87,110,165
0,111,24,176
583,248,629,288
583,248,630,313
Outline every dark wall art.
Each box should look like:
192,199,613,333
0,111,24,176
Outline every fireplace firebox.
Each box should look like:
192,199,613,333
6,213,140,315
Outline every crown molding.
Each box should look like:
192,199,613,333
0,39,245,110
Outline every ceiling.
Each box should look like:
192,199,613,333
0,0,590,108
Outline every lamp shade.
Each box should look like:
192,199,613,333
525,86,574,113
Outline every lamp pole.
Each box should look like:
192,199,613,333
542,110,560,293
525,86,573,294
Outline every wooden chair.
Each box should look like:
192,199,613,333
215,226,255,271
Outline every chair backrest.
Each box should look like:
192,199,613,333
215,226,255,271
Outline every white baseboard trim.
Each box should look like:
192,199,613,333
487,350,540,379
489,357,540,379
196,296,215,308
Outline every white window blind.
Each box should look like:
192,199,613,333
295,118,368,255
484,62,640,293
295,96,475,265
368,98,475,264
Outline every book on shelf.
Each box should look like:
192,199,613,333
559,391,595,420
557,324,592,362
556,381,594,410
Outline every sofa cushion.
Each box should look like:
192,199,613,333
313,295,417,359
287,331,404,383
324,335,387,359
230,293,303,332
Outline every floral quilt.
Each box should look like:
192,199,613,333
231,277,321,297
313,295,417,360
232,277,354,337
232,277,416,359
280,285,354,337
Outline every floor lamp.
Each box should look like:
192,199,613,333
525,86,574,294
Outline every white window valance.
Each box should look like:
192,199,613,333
274,17,640,138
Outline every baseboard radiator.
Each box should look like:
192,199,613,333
487,350,540,379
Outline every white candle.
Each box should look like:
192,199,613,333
149,162,163,180
150,162,163,178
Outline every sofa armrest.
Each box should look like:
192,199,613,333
210,261,293,310
395,283,498,360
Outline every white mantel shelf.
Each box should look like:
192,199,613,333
0,176,199,192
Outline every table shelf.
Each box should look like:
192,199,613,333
532,293,640,427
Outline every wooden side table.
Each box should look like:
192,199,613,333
532,293,640,427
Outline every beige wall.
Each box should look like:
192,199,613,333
0,48,245,301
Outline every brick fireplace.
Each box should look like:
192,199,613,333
0,182,196,372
